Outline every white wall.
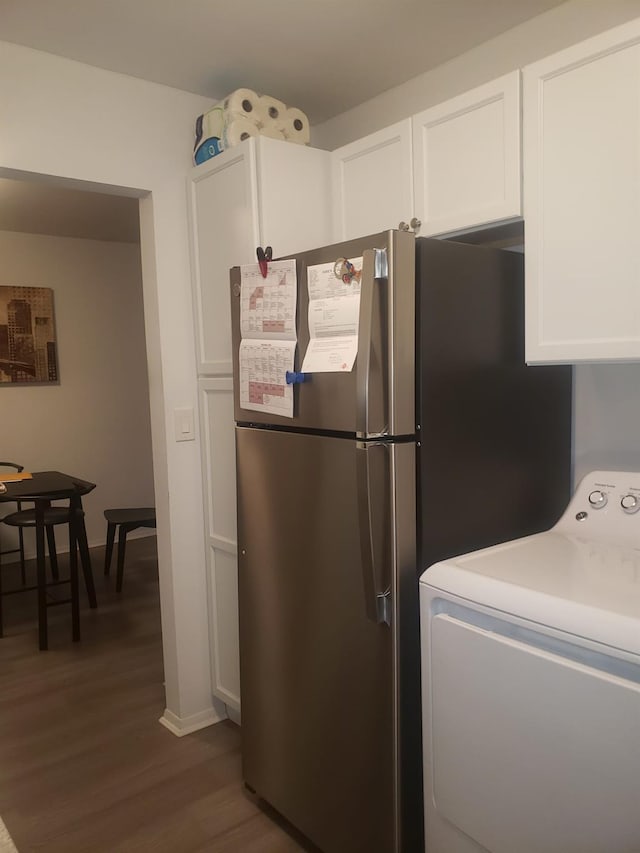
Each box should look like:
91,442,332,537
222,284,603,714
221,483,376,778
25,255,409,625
574,365,640,483
0,230,154,553
0,40,222,729
313,0,640,149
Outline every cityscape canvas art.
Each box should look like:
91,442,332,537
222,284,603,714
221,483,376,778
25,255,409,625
0,286,59,384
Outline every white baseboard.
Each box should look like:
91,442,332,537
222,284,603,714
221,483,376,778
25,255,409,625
1,527,156,565
159,704,227,737
226,705,241,726
88,527,156,551
0,815,18,852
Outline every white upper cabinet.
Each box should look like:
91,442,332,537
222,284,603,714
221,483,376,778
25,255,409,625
256,136,333,258
523,21,640,363
331,119,414,241
330,74,522,244
189,145,258,375
189,136,331,376
412,71,522,237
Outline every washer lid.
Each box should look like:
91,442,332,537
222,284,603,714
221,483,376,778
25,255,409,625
421,531,640,656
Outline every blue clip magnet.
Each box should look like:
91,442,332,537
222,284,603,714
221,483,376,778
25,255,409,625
286,371,310,385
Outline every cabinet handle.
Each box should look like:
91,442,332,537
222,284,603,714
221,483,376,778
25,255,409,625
398,219,421,233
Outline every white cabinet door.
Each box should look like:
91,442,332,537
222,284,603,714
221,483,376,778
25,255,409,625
188,139,331,713
331,119,414,241
257,136,332,256
189,139,332,378
413,71,521,237
524,22,640,363
188,146,259,376
199,378,240,711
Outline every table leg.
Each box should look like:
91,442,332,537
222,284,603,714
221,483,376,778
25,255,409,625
77,508,97,609
35,501,48,651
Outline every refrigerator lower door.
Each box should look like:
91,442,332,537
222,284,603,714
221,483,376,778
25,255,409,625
236,427,408,853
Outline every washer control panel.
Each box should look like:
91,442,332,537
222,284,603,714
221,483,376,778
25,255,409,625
556,470,640,546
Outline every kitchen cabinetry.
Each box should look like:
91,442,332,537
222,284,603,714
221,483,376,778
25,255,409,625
331,119,414,241
523,21,640,363
330,72,521,242
198,376,240,710
188,137,331,711
412,71,521,237
190,138,331,376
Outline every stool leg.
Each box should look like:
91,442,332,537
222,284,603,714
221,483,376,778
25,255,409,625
68,507,80,643
18,527,26,586
104,522,116,576
45,525,59,581
35,503,48,651
13,500,26,586
77,516,97,609
116,527,129,593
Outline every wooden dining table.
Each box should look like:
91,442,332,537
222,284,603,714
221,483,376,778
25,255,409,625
0,471,97,650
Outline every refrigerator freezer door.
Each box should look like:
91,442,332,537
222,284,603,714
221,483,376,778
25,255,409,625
236,426,403,853
230,229,415,437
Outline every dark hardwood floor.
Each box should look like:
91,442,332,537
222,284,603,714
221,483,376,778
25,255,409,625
0,537,310,852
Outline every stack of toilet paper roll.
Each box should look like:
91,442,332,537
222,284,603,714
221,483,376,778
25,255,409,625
193,88,311,164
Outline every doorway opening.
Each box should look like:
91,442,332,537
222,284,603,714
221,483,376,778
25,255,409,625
0,171,162,653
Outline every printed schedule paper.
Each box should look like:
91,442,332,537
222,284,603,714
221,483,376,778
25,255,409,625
240,260,297,339
301,258,362,373
239,260,297,417
239,340,297,416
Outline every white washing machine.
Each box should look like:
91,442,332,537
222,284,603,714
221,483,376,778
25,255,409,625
419,470,640,853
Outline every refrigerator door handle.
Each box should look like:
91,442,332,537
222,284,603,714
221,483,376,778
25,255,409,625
356,440,391,626
356,248,388,440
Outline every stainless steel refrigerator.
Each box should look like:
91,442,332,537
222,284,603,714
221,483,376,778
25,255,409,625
230,230,571,853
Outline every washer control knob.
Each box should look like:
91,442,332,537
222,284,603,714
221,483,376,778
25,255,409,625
621,494,640,514
588,490,608,509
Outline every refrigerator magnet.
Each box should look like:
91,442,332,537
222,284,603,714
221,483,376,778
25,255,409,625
333,257,362,285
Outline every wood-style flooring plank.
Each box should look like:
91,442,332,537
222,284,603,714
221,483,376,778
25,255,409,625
0,538,311,852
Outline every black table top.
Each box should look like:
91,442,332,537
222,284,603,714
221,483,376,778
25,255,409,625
0,470,96,502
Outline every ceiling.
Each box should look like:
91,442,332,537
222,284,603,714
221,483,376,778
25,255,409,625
0,178,140,243
0,0,566,243
3,0,566,125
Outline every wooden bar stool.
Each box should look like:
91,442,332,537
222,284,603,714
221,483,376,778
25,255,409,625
0,472,97,649
0,502,88,644
104,508,156,592
1,506,97,603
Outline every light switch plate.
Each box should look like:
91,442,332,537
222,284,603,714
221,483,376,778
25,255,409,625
174,407,195,442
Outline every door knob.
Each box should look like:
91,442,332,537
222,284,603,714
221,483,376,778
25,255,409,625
398,221,410,231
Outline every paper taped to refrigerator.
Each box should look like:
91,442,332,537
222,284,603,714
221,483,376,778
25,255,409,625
239,339,296,417
240,260,297,339
239,259,298,417
301,258,362,373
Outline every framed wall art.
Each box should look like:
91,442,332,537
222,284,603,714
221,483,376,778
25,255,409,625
0,286,59,384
